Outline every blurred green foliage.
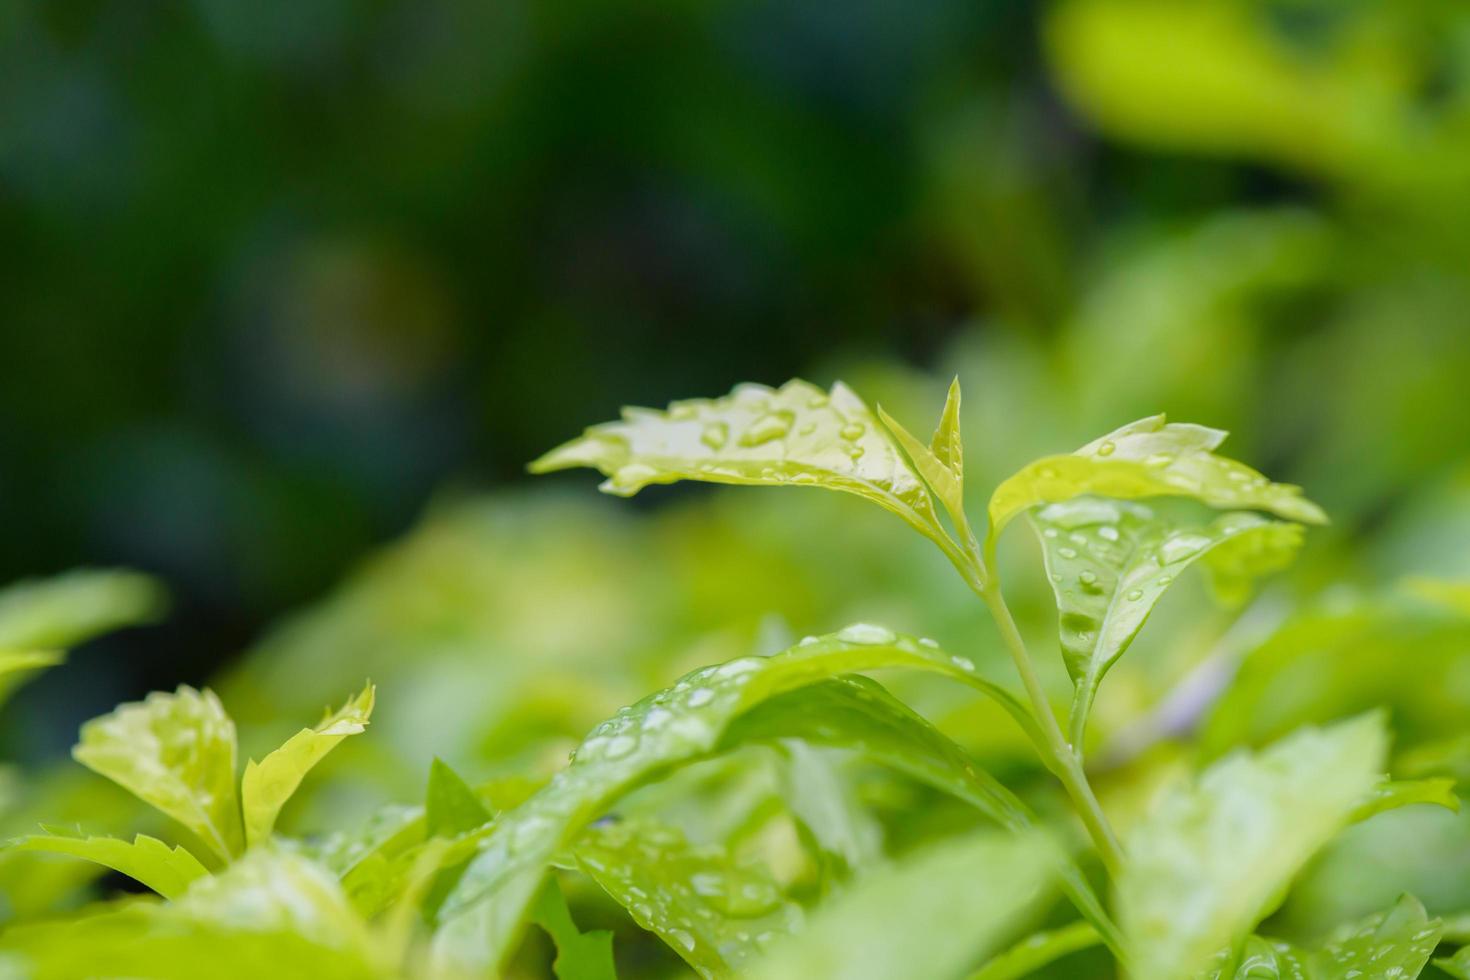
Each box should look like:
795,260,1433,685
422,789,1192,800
2,0,1470,975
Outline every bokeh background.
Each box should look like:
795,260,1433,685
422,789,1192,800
4,0,1470,949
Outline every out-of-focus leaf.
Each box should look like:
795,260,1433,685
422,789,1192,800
968,921,1101,980
531,380,953,551
430,627,1031,975
776,742,882,876
73,686,244,862
0,570,166,651
3,830,208,900
747,831,1055,980
0,849,383,979
241,684,375,847
530,875,617,980
1351,779,1459,825
426,759,492,839
1439,947,1470,979
572,820,801,978
1117,713,1387,980
721,677,1122,954
1406,578,1470,617
1313,895,1440,979
1027,498,1302,747
989,415,1326,536
0,651,65,709
1192,935,1307,979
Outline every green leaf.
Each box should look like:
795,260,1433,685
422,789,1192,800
875,378,972,543
747,831,1056,980
241,683,375,847
0,849,384,980
1192,936,1308,979
1313,895,1440,979
0,650,65,707
73,686,244,862
1026,498,1303,747
4,830,209,900
1439,946,1470,979
429,625,1036,975
572,819,801,978
531,875,618,980
530,380,951,549
989,414,1327,536
1117,713,1388,980
0,569,166,651
776,741,883,876
720,676,1122,956
967,921,1102,980
1350,779,1459,824
427,758,493,838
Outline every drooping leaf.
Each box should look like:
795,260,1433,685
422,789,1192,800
1027,498,1303,747
968,921,1102,980
1117,713,1387,980
1350,779,1459,825
4,830,209,900
0,849,384,980
426,758,493,839
241,684,374,847
990,414,1327,536
531,875,618,980
720,676,1123,955
748,831,1056,980
530,380,953,550
1313,895,1440,979
73,686,244,862
572,819,801,978
430,626,1035,975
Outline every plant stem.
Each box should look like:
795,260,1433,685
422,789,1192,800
978,577,1125,878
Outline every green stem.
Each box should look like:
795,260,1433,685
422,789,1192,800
977,566,1124,878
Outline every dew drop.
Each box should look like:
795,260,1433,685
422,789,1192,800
1042,528,1058,539
1125,589,1144,601
807,394,829,409
740,411,794,447
1157,574,1173,586
1144,452,1173,468
950,655,975,672
917,637,940,648
839,422,866,440
603,734,638,759
686,688,714,708
1159,533,1211,564
669,929,696,952
798,635,820,647
838,623,896,645
1078,570,1102,593
1058,547,1078,559
700,422,729,450
1096,440,1116,457
1097,526,1120,542
846,444,866,460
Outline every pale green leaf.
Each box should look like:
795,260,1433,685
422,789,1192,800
0,569,166,651
531,875,618,980
73,686,244,862
1313,895,1440,979
530,380,949,547
720,676,1121,956
241,684,375,847
1192,936,1307,980
1350,779,1459,825
1439,946,1470,979
4,830,208,900
426,758,493,839
0,849,383,979
430,626,1036,975
1117,713,1388,980
968,921,1102,980
0,651,65,708
572,819,801,978
875,382,972,543
748,831,1056,980
990,414,1327,536
1027,498,1303,747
